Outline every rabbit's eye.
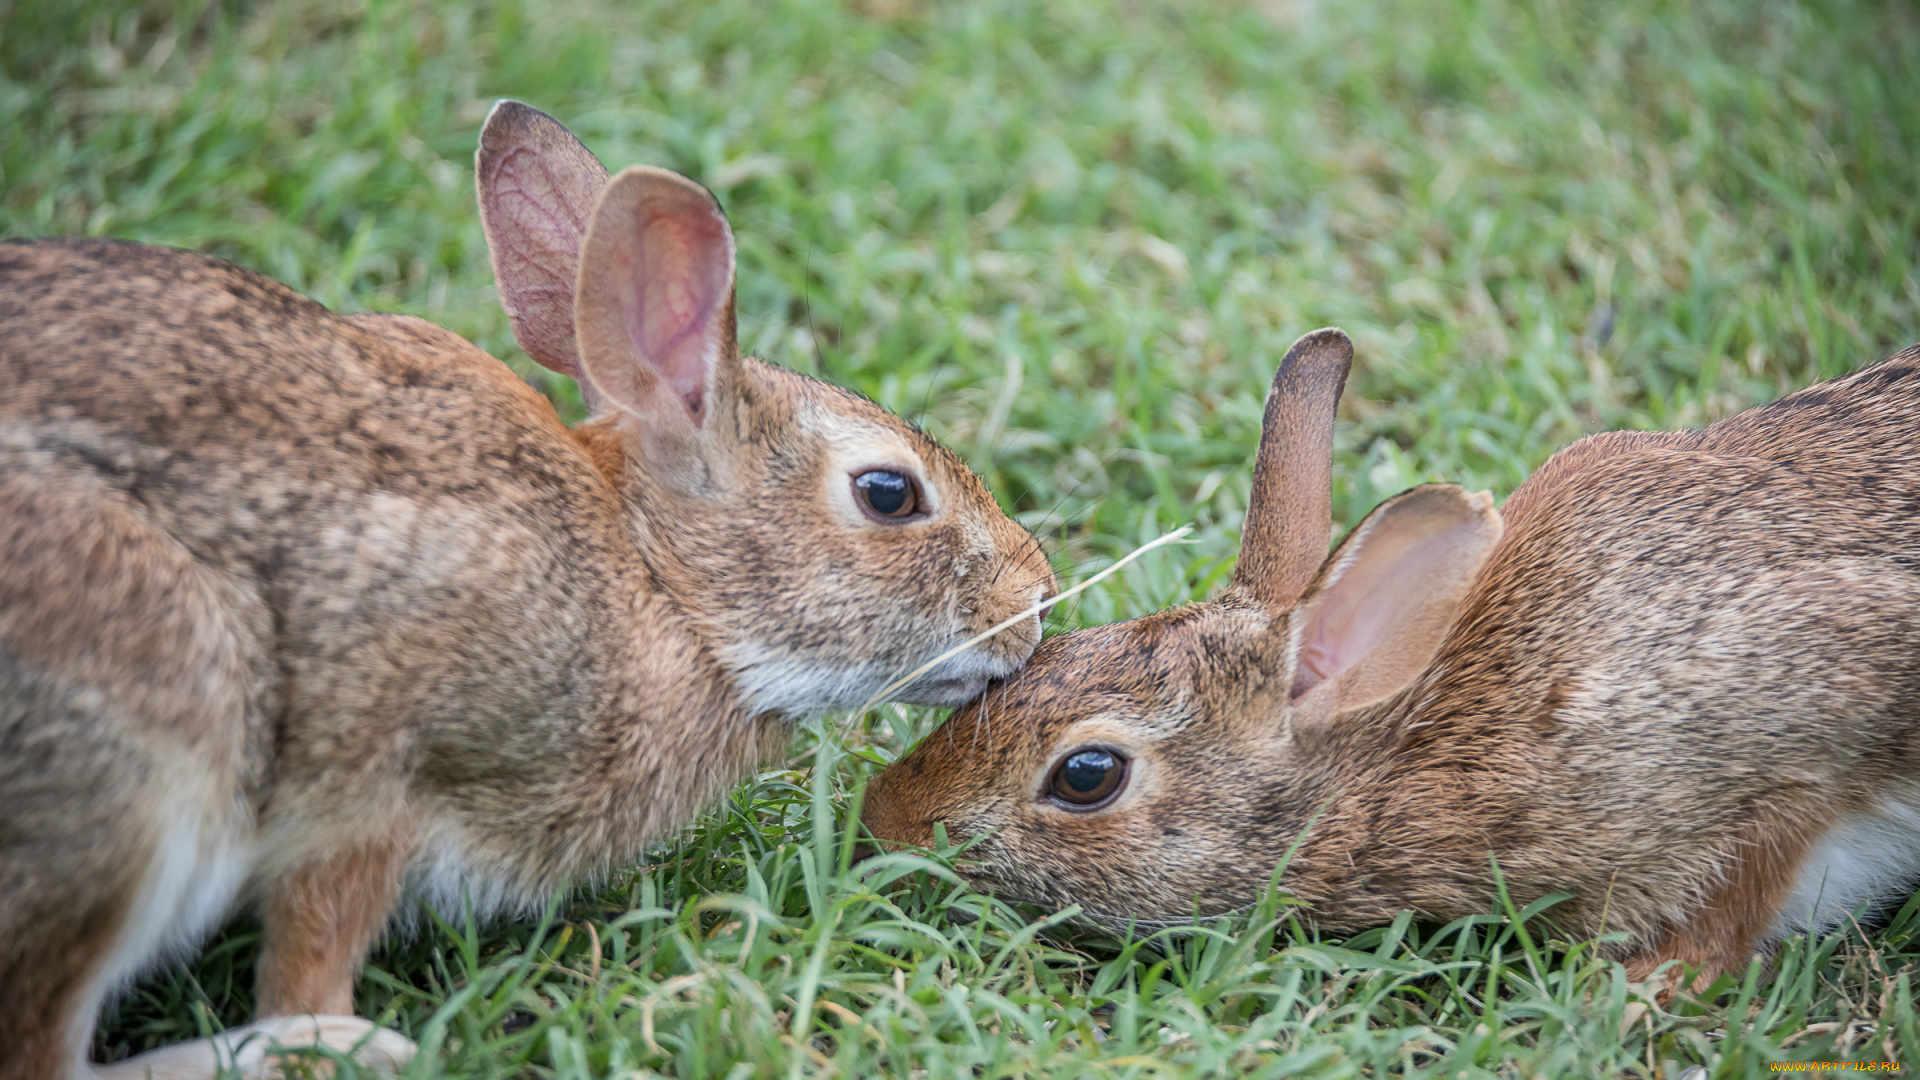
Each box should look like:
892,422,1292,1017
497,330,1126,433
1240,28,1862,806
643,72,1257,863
854,470,920,520
1048,747,1129,809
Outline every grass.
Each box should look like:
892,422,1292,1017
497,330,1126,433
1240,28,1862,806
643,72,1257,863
5,0,1920,1074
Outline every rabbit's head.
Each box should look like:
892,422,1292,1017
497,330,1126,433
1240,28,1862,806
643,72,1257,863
861,330,1503,926
476,102,1055,715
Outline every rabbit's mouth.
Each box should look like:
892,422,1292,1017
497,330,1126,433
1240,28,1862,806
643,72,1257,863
890,671,992,707
717,641,1015,717
888,646,1025,706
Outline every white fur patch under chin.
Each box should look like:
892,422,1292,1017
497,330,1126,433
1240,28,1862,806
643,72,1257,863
1771,796,1920,940
723,641,1018,716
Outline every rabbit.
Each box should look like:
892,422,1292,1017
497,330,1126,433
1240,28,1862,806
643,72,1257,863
0,100,1056,1080
863,326,1920,988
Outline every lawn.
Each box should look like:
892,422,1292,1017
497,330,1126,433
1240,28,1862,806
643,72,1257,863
5,0,1920,1075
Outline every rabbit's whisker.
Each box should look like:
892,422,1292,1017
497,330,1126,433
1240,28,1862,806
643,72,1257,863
802,240,828,380
857,525,1196,712
971,688,988,761
916,349,952,426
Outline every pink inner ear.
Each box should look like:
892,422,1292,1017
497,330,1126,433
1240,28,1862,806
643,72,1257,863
1286,486,1502,715
1282,538,1420,699
1290,556,1405,701
1293,637,1338,700
625,208,732,423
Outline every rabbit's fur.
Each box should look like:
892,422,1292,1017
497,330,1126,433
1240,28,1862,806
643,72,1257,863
0,101,1055,1078
864,328,1920,986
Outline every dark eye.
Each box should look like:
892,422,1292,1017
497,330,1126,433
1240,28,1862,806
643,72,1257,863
1047,747,1129,809
854,470,919,519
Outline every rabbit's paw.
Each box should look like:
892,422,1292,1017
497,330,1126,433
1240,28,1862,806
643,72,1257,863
94,1015,416,1079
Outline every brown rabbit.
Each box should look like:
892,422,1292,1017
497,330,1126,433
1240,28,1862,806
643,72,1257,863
864,327,1920,987
0,101,1055,1079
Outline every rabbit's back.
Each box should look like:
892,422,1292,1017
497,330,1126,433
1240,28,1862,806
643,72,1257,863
1477,344,1920,726
0,239,642,802
1697,346,1920,465
0,239,617,543
1501,346,1920,533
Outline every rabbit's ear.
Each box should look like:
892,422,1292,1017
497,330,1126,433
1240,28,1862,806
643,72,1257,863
572,165,738,437
1233,328,1354,613
1286,485,1502,730
475,100,612,411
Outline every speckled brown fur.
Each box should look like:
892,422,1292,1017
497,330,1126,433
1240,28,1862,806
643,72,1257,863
866,328,1920,988
0,100,1054,1079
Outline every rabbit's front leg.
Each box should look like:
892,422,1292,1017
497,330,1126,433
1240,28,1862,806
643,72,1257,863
1622,816,1814,991
255,833,411,1016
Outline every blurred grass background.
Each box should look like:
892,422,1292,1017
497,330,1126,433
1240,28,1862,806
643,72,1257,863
4,0,1919,1075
